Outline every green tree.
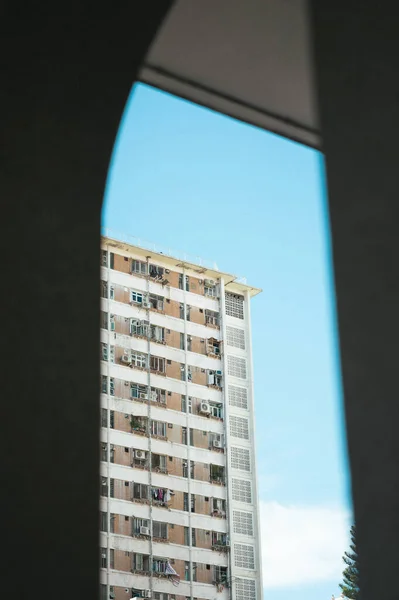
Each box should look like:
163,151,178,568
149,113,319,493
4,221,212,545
340,525,360,599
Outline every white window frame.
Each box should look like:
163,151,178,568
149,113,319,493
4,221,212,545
131,290,144,304
131,351,148,369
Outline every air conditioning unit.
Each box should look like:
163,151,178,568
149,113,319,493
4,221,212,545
122,355,131,363
139,392,148,400
216,370,222,376
124,381,129,386
144,590,152,598
140,526,150,536
205,279,215,286
143,302,152,309
200,402,211,415
135,450,146,459
213,440,222,448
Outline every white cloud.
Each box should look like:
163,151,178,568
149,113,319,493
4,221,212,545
260,501,351,589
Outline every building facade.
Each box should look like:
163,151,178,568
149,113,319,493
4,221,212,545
100,233,263,600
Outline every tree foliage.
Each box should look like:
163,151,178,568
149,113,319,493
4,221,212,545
340,525,359,599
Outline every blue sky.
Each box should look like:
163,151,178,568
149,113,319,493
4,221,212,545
103,83,352,600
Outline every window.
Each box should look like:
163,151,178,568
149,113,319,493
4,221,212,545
101,342,108,361
192,562,197,582
130,319,149,337
131,382,148,399
234,543,255,569
100,511,107,532
179,303,185,319
110,478,114,498
184,561,190,581
149,293,164,311
226,325,245,349
109,314,115,331
178,273,189,290
109,285,114,300
228,385,248,410
100,310,108,330
131,351,148,368
153,521,168,539
212,531,228,546
189,428,194,446
180,364,186,381
212,497,226,513
101,443,107,462
101,548,114,569
149,264,165,279
109,378,115,396
131,289,144,304
236,578,256,600
101,547,107,568
191,527,196,546
151,454,167,472
133,483,148,500
232,478,252,503
225,292,244,319
151,420,166,437
133,553,150,572
210,402,223,419
133,517,150,534
132,259,147,275
233,510,254,536
208,370,223,388
187,336,192,351
210,464,225,483
154,593,169,600
204,282,217,297
205,309,219,326
151,324,165,342
101,408,107,428
101,249,108,267
150,356,165,373
231,447,251,472
109,253,114,270
180,332,185,350
182,427,187,445
151,386,166,405
214,565,228,584
184,494,194,512
186,305,191,321
101,280,108,298
184,526,189,546
227,355,247,379
230,415,250,440
100,477,108,497
101,375,107,394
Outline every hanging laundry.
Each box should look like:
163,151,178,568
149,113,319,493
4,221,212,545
164,489,171,503
158,489,164,501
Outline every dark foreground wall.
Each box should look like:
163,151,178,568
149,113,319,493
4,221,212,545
1,3,174,599
310,4,399,600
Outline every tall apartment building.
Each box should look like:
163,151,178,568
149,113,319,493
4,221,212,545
100,232,263,600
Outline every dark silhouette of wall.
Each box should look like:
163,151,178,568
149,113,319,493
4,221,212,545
1,3,174,599
310,4,399,600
